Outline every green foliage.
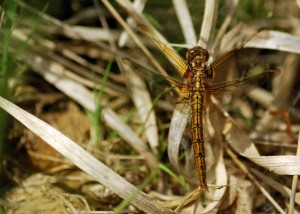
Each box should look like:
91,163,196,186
158,162,189,191
87,60,112,147
237,0,269,21
0,0,19,164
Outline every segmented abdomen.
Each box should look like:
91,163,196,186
190,92,207,192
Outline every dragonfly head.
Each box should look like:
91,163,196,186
186,47,209,66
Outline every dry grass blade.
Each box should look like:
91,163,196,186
104,0,166,76
218,23,247,53
211,0,239,54
119,63,159,151
0,96,175,214
168,129,194,205
288,129,300,214
249,156,300,174
221,114,260,157
247,87,275,108
246,30,300,54
118,0,146,47
168,106,189,173
60,26,120,41
297,0,300,8
251,169,291,197
173,188,201,212
172,0,197,45
198,0,218,48
273,54,300,107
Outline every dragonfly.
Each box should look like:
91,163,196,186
125,28,278,192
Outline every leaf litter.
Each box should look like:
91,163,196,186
1,1,300,213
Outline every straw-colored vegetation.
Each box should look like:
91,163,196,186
0,0,300,213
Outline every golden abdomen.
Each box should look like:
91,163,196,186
190,92,207,191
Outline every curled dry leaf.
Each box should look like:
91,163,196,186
168,106,189,173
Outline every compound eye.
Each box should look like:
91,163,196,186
200,49,209,62
186,47,209,62
186,49,199,61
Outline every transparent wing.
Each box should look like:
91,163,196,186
139,24,189,77
122,58,190,96
204,48,280,108
207,68,280,93
155,42,189,77
207,48,278,84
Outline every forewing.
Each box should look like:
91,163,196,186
207,48,276,84
207,68,279,93
155,42,189,77
139,24,188,77
206,48,280,105
122,58,189,96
